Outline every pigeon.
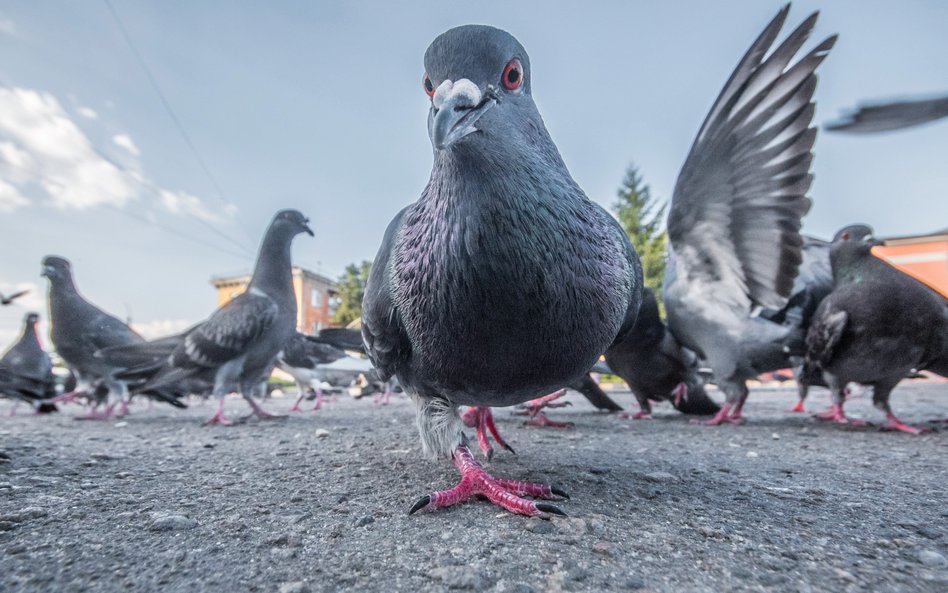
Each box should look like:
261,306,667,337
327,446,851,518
277,332,347,412
604,288,720,419
0,312,57,412
805,226,948,433
568,373,623,413
100,210,313,425
662,8,837,426
42,256,166,418
825,93,948,134
0,289,30,306
362,24,646,517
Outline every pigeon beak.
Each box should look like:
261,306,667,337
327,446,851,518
429,79,498,151
304,223,314,237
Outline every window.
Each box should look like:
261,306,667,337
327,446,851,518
311,288,322,307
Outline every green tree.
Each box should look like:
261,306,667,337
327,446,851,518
612,164,667,314
332,260,372,327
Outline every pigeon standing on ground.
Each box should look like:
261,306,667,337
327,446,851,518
100,210,313,426
604,289,719,419
0,312,57,413
277,332,347,412
362,25,644,518
825,93,948,134
805,227,948,433
663,8,836,426
0,290,30,306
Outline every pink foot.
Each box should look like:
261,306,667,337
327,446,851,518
52,391,82,405
880,413,928,435
312,389,324,412
813,403,866,425
203,400,234,426
788,400,805,413
289,394,305,413
690,404,744,426
76,404,116,421
514,389,573,428
672,383,689,407
618,410,651,420
408,445,568,518
462,407,515,459
244,397,286,421
115,400,130,418
373,389,392,406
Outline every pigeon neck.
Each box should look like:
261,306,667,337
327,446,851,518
49,274,79,298
19,321,41,351
248,228,294,297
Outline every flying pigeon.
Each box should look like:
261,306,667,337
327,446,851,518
605,289,719,419
100,210,313,425
0,289,30,306
0,312,57,413
362,25,645,518
825,93,948,134
805,226,948,433
663,8,837,426
277,332,347,412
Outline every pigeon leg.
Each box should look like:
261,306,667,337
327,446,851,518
727,385,749,423
8,402,18,417
672,382,689,407
461,407,515,459
289,392,305,413
872,381,927,434
76,403,115,421
312,386,324,412
52,390,82,405
515,389,574,428
788,399,806,413
374,388,392,406
691,403,740,426
618,394,652,420
408,445,568,518
202,398,234,426
812,402,866,425
243,395,286,420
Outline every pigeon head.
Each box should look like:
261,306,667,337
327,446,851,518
23,312,39,326
270,209,314,238
423,25,542,152
832,224,876,244
41,256,73,283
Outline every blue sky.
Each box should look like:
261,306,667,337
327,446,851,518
0,1,946,347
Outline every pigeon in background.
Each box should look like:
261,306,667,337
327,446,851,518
363,24,644,518
100,210,313,425
825,93,948,134
604,289,719,419
663,8,836,426
278,332,347,412
1,290,30,306
0,312,57,413
805,226,948,433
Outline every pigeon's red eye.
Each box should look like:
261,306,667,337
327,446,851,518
423,74,435,97
502,58,523,90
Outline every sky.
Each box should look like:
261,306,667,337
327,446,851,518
0,0,946,349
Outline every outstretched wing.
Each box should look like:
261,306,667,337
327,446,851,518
668,7,836,311
825,94,948,134
361,207,413,382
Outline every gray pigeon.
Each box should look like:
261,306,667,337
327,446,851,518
277,332,347,412
805,226,948,433
362,25,643,517
100,210,313,425
663,8,836,425
825,93,948,134
42,256,150,418
604,289,719,419
0,312,57,411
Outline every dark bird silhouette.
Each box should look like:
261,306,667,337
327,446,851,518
0,313,57,412
805,226,948,433
99,210,313,425
825,93,948,134
663,8,836,426
0,289,30,306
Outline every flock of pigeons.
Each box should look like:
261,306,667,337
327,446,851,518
2,5,946,519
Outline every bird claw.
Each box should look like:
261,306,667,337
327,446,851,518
671,383,689,407
880,414,929,435
522,412,574,428
690,404,744,426
788,400,806,413
813,404,866,426
463,407,516,459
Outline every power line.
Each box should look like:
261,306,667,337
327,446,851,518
102,0,256,244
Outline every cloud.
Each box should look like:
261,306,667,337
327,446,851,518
160,189,236,224
77,106,99,120
0,17,15,36
112,133,140,156
0,178,28,212
131,318,192,340
0,87,138,210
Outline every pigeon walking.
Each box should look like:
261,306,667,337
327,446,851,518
100,210,313,425
0,313,57,413
663,8,836,426
805,227,948,433
278,332,347,412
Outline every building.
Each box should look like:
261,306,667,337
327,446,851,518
211,267,338,333
876,229,948,297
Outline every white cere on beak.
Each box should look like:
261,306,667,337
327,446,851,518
432,79,482,111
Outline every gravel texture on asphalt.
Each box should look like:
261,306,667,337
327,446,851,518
1,383,946,593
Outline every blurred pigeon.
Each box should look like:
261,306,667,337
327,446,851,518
100,210,313,425
277,332,347,412
0,289,29,306
805,227,948,433
569,372,623,413
0,312,57,413
663,8,836,425
363,24,645,517
825,93,948,134
605,289,719,419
